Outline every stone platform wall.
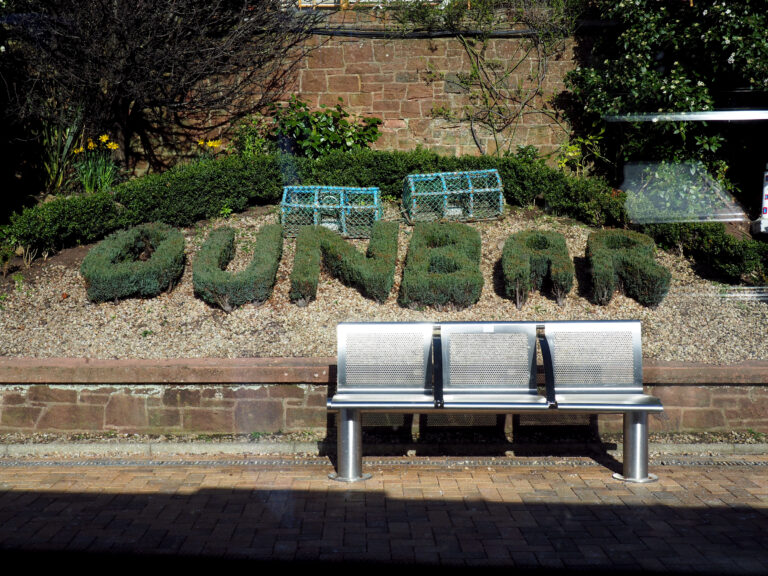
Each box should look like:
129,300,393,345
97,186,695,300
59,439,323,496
1,358,767,435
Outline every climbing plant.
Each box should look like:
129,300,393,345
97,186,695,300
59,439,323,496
386,0,579,156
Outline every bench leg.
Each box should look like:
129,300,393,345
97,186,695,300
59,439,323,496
613,412,657,483
329,409,371,482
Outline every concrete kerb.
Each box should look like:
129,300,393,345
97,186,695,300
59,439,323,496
2,440,766,459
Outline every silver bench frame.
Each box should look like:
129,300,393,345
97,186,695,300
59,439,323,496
327,321,662,483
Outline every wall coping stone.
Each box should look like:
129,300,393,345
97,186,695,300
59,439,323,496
0,358,766,385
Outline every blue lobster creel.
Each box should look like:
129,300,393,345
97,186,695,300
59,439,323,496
402,169,504,223
281,185,382,238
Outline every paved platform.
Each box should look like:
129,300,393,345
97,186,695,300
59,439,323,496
0,454,766,575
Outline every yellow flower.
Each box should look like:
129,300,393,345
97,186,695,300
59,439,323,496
87,139,95,150
197,139,205,147
73,146,84,154
106,141,119,150
206,139,222,148
99,134,109,143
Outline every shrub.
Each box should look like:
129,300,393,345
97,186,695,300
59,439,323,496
114,155,283,227
502,230,574,308
398,221,483,309
642,222,768,284
8,191,122,255
80,223,185,302
587,229,670,307
545,174,626,227
289,221,399,304
193,224,283,312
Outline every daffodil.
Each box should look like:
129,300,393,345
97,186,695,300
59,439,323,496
99,134,110,143
206,139,222,148
106,142,119,150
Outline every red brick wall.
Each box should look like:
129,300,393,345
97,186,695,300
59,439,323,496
0,358,767,435
291,32,574,157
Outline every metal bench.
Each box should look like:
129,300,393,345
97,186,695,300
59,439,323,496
327,321,662,483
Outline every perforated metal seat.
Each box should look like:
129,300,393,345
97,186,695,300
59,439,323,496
329,322,435,411
440,322,548,411
542,321,662,413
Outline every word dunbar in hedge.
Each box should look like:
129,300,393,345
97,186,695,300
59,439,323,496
81,222,669,308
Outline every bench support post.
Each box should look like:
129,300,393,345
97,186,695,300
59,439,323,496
330,409,371,482
614,412,657,483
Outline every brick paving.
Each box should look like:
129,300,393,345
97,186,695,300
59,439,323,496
0,455,766,574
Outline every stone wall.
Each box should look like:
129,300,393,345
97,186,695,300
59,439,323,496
290,20,574,157
1,358,767,435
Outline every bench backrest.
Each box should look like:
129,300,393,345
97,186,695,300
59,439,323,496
440,322,538,395
542,321,642,394
337,322,434,394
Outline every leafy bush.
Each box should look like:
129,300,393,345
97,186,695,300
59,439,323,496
80,223,185,302
587,229,670,307
193,224,283,312
8,191,122,255
7,147,626,263
398,221,483,309
642,222,768,284
235,96,382,159
502,230,574,308
289,221,399,304
544,174,626,227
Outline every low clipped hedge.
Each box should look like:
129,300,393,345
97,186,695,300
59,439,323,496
641,222,768,283
502,230,574,308
4,149,626,259
587,229,670,307
398,221,483,309
193,224,283,312
290,220,399,304
8,191,122,253
80,223,186,302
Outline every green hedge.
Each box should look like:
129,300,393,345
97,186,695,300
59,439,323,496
80,222,186,302
5,149,627,257
289,221,399,304
114,154,284,227
8,191,122,252
193,224,283,312
398,221,483,309
641,222,768,283
502,230,574,308
587,229,670,307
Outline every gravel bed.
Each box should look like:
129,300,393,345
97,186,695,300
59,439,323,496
1,204,766,363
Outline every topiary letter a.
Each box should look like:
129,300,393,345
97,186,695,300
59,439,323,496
587,229,670,307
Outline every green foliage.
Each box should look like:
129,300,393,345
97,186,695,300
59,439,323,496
642,223,768,284
566,1,768,180
8,191,122,254
587,229,670,307
502,230,574,308
193,224,283,312
38,114,82,196
398,221,483,309
8,148,623,263
80,223,185,303
235,96,382,160
72,134,121,194
114,154,282,227
289,221,399,304
545,174,626,227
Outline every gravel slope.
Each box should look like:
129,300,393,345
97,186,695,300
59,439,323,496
1,204,766,363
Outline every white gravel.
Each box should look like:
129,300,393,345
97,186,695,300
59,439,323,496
1,204,766,364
